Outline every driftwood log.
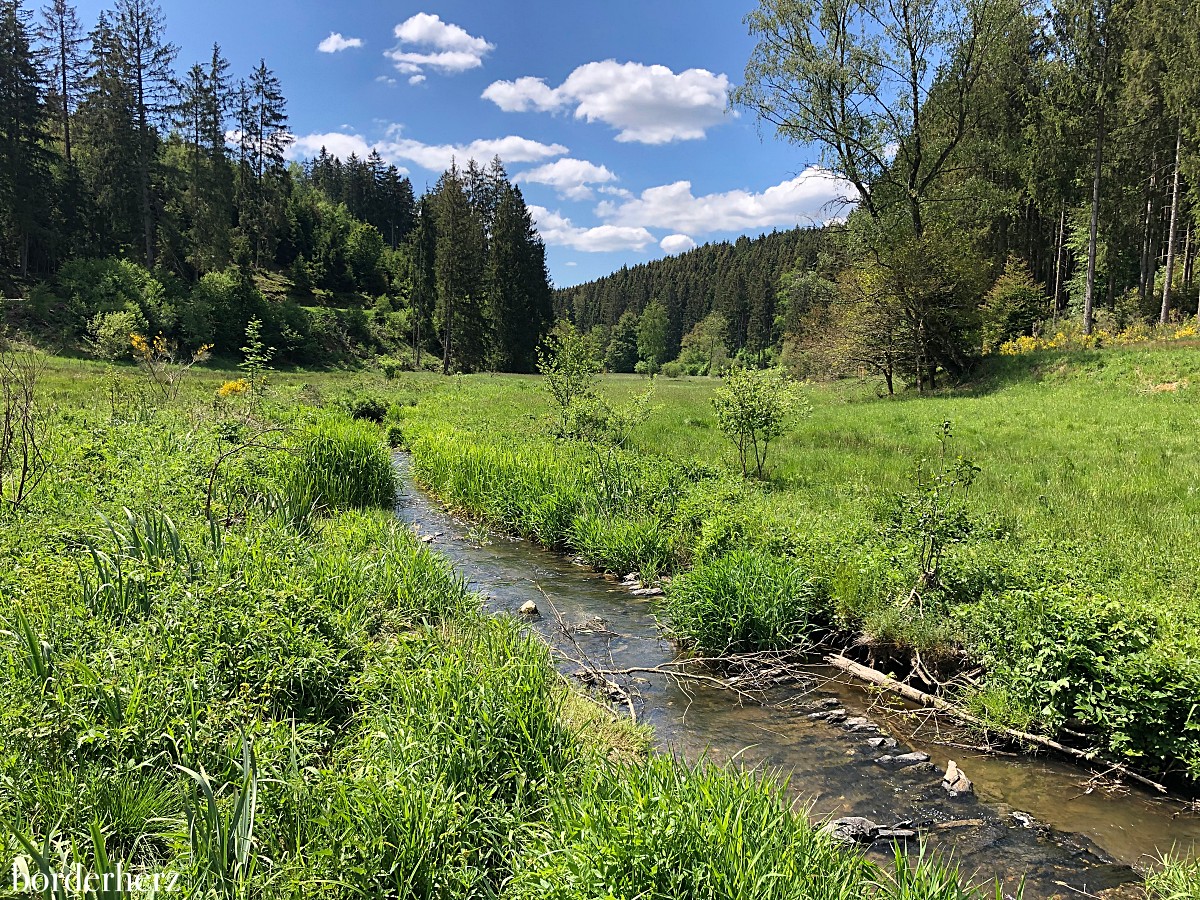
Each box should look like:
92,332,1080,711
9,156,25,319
825,653,1168,795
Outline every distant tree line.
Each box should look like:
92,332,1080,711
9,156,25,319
561,0,1200,390
0,0,552,371
554,228,825,372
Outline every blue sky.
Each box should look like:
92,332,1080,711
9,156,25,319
73,0,849,286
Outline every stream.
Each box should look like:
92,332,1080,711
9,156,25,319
393,458,1200,899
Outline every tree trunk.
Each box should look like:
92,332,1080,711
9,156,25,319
1083,107,1105,336
1183,222,1193,293
1052,206,1066,321
1160,126,1183,324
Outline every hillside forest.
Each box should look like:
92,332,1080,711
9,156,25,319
0,0,1198,384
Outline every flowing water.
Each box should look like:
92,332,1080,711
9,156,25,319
394,459,1200,899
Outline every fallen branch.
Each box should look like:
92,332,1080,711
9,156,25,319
826,653,1168,795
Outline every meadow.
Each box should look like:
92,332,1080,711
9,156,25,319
387,348,1200,786
0,350,1008,898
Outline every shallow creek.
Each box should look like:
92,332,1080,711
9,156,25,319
393,459,1200,899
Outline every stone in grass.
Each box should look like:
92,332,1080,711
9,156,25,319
630,586,663,597
874,751,930,768
518,600,539,616
942,760,974,798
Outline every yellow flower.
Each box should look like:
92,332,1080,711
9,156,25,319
217,378,250,398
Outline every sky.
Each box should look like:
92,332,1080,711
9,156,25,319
73,0,852,286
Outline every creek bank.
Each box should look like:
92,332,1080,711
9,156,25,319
394,455,1200,897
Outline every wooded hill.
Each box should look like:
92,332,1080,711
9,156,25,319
0,0,552,372
554,227,825,364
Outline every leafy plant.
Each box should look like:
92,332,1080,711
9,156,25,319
887,421,980,610
712,366,807,478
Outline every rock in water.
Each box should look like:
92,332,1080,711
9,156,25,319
821,816,880,844
942,760,974,798
874,751,930,768
518,600,539,616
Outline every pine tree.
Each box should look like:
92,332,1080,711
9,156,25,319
237,59,290,267
432,162,487,373
0,0,51,276
36,0,83,165
112,0,177,268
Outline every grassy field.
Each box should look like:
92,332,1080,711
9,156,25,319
381,348,1200,784
0,350,1001,898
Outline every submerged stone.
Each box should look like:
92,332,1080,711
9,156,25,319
874,751,930,768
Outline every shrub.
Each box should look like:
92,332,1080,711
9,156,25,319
345,394,388,423
665,549,827,653
290,419,396,510
87,308,147,360
378,355,403,379
712,367,808,478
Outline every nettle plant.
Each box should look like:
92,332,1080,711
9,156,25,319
890,421,981,611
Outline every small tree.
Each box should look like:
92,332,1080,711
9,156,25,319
239,318,275,406
712,367,807,478
637,300,669,375
980,257,1046,353
538,322,600,437
0,338,48,507
678,312,728,375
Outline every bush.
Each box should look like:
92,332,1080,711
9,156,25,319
290,419,397,510
378,355,403,379
87,308,147,360
661,361,684,378
712,367,808,478
345,394,388,423
665,549,828,653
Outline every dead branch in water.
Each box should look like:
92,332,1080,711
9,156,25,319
826,653,1168,795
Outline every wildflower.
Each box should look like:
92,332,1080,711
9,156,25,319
217,378,250,398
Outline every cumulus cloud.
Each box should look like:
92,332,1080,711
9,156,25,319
386,13,493,76
660,234,697,254
287,130,566,173
483,61,730,143
409,75,426,85
515,158,617,200
597,167,854,232
529,205,655,252
318,32,363,53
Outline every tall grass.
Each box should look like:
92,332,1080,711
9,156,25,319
665,549,828,653
291,418,397,510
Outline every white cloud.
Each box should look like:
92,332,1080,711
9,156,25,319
409,74,426,86
386,13,493,77
515,158,617,200
376,75,397,86
529,205,655,252
483,61,731,144
597,167,854,233
287,130,566,173
318,32,363,53
660,234,697,254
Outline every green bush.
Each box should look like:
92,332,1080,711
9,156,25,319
961,588,1200,777
87,308,147,360
290,419,396,510
665,549,827,653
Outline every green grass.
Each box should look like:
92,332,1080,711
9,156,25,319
0,352,993,898
361,350,1200,782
